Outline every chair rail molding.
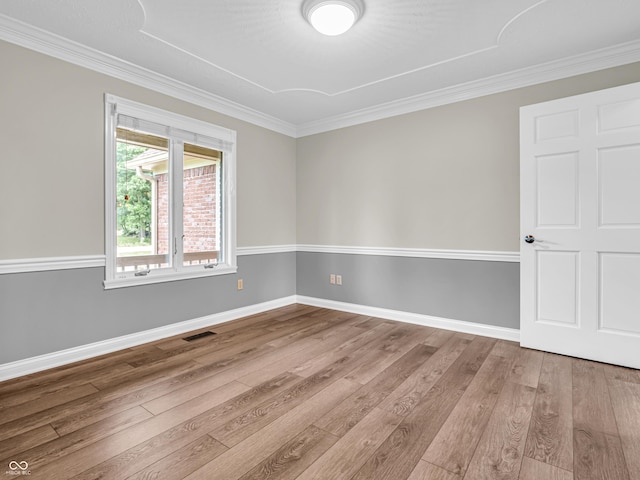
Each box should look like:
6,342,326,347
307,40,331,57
0,255,107,275
0,245,519,274
297,244,520,262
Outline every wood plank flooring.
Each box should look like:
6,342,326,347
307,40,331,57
1,304,638,479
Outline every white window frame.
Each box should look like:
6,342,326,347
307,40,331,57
104,94,237,289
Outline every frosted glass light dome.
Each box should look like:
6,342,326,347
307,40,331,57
303,0,364,36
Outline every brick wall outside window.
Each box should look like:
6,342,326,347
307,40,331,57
156,164,217,255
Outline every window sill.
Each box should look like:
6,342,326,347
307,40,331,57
103,265,237,290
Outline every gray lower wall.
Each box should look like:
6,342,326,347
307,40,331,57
0,251,520,365
296,252,520,330
0,252,296,364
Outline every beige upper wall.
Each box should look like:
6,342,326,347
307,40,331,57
2,38,639,259
0,40,296,259
297,63,640,252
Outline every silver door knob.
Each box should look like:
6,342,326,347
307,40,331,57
524,235,535,244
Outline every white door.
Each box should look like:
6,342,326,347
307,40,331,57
520,81,640,369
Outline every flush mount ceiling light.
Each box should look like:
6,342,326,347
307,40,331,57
302,0,364,36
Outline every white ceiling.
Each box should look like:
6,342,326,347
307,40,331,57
1,0,640,136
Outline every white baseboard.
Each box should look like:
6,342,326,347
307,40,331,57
0,296,297,382
0,294,520,382
295,296,520,342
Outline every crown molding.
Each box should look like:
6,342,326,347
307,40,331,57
0,14,297,137
2,13,639,139
296,39,640,137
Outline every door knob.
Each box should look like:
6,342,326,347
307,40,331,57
524,235,535,244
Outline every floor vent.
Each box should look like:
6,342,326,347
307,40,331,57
183,331,217,342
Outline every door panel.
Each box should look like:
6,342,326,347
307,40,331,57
598,145,640,226
536,251,579,326
597,99,640,133
536,152,579,227
521,81,640,369
535,109,580,142
599,253,640,335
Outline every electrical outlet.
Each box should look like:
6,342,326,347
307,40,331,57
330,274,336,284
237,279,243,290
336,275,342,285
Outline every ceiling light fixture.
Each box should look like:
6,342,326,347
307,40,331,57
302,0,364,36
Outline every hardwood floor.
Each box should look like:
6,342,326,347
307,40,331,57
1,304,638,479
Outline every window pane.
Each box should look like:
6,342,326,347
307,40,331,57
182,143,221,267
115,128,170,273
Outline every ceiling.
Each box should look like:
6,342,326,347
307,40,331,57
1,0,640,136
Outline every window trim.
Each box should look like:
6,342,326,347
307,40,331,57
104,94,237,289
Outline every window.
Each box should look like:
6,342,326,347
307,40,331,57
104,95,236,288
